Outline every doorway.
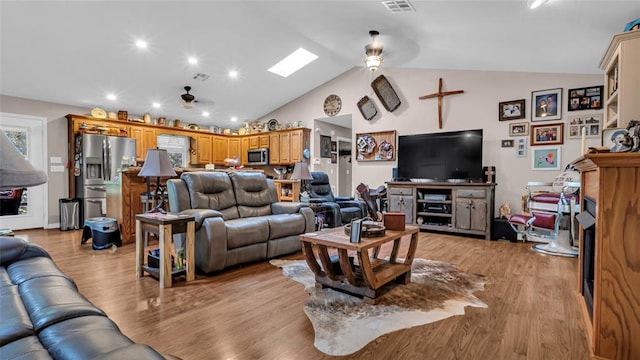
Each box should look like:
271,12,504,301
0,113,47,230
336,137,352,197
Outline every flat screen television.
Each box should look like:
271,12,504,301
397,129,483,182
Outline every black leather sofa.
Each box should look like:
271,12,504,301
0,236,176,360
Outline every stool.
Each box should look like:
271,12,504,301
81,217,122,250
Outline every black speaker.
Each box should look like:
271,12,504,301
392,167,398,181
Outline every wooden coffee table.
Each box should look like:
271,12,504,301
299,225,419,304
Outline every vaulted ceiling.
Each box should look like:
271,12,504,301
1,1,638,130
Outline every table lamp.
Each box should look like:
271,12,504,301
0,129,48,190
290,160,312,200
138,148,176,213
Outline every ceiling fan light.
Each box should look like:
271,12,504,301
364,30,384,71
365,55,383,72
182,102,193,110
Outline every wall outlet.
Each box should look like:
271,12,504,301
50,156,62,164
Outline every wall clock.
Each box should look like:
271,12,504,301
323,94,342,117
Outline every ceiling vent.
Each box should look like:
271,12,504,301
192,73,210,81
382,0,415,13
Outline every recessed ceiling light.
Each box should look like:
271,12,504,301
231,117,238,122
152,102,161,108
202,111,210,117
135,40,148,49
228,70,238,78
268,48,318,78
188,57,198,65
106,94,116,101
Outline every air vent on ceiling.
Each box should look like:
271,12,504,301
382,0,415,12
193,73,210,81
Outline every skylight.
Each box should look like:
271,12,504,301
268,48,318,78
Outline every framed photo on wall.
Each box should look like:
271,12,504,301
567,113,602,138
516,138,527,158
331,141,337,152
499,99,525,121
531,88,562,121
509,122,529,137
568,85,603,111
501,139,514,148
331,153,337,163
320,135,331,158
532,147,561,171
531,123,564,146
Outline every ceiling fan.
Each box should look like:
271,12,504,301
180,86,196,109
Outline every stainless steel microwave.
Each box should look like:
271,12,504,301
247,148,269,165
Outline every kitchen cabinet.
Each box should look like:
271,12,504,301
269,133,280,164
227,137,241,160
213,136,228,165
241,137,249,165
195,134,212,164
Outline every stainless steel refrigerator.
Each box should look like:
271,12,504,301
75,134,136,222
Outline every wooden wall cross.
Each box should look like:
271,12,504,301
418,78,464,129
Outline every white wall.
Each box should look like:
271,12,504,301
0,95,90,226
258,67,602,215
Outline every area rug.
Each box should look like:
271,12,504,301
270,258,487,356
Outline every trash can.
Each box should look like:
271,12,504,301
81,217,122,250
59,198,81,231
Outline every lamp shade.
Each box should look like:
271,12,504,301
138,148,177,177
0,129,47,190
290,161,312,180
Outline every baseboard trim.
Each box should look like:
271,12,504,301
45,223,60,229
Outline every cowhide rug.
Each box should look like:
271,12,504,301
270,258,487,356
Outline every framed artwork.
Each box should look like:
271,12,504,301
601,128,630,152
357,96,378,120
516,138,527,158
531,123,564,146
532,147,561,171
331,141,337,152
567,113,602,138
331,153,337,164
501,139,514,148
509,122,529,137
531,88,562,121
320,135,331,158
568,86,603,111
371,75,401,112
499,99,525,121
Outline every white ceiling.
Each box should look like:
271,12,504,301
1,1,638,130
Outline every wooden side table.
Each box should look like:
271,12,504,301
135,214,195,288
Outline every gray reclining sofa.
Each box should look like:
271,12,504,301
167,171,315,273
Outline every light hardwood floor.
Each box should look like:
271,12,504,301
12,229,590,360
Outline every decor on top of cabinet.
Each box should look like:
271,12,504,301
371,75,401,112
357,96,378,121
90,108,107,119
531,88,562,121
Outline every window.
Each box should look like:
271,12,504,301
156,135,189,168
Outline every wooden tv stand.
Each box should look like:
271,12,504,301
386,181,495,239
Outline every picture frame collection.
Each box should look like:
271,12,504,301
498,85,604,167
